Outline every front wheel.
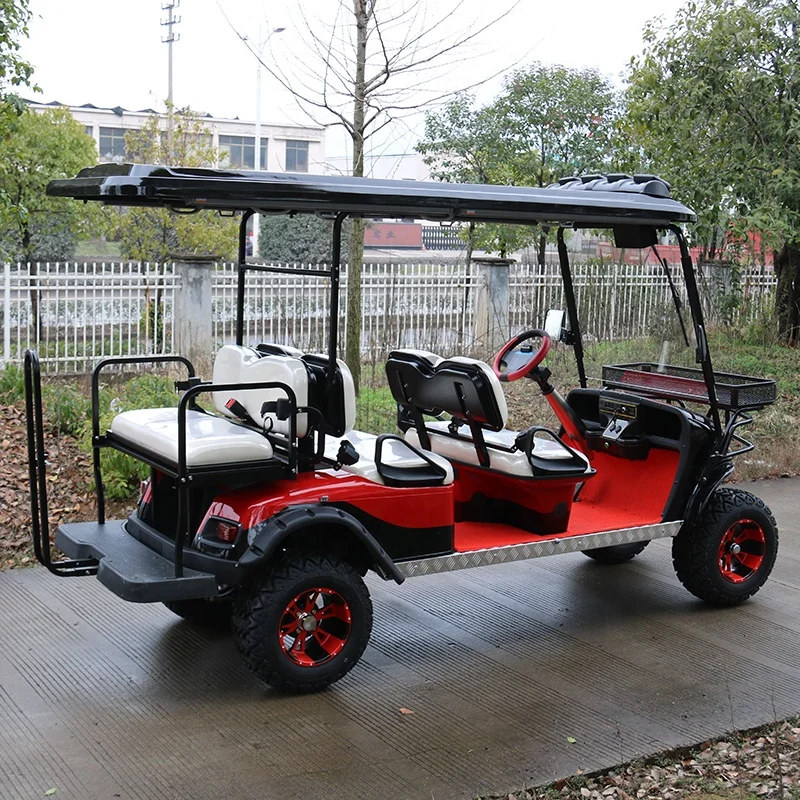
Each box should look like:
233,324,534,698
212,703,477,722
232,550,372,693
672,488,778,606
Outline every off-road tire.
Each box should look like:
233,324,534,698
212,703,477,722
672,488,778,606
232,551,372,693
582,540,650,564
163,596,234,629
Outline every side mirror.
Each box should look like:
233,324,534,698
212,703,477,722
544,309,566,341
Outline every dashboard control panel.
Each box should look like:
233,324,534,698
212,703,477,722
599,398,640,442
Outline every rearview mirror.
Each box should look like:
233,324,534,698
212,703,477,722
544,309,566,341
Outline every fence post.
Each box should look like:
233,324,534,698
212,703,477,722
472,257,512,355
2,262,9,369
173,257,214,377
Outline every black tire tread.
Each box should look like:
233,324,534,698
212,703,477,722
163,597,233,628
232,551,372,693
672,487,778,607
582,540,650,564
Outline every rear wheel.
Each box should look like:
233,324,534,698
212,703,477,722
672,488,778,606
232,550,372,693
582,540,650,564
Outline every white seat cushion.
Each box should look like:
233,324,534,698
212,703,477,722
405,420,589,477
324,430,454,486
111,408,274,467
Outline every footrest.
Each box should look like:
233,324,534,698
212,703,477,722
56,521,219,603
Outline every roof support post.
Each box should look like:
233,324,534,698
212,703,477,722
670,224,722,437
328,213,348,379
557,228,587,388
236,210,254,346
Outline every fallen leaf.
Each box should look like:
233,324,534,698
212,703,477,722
567,736,577,744
45,790,57,797
399,707,414,715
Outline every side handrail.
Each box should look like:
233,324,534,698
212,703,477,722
91,355,196,523
516,426,589,474
373,433,449,486
172,380,298,577
23,350,98,577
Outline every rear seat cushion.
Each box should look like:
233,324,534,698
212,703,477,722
212,345,310,437
405,420,589,478
111,408,274,467
324,430,454,486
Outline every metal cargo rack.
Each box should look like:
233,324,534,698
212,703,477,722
602,362,777,411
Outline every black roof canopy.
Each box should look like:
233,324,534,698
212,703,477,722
47,163,696,227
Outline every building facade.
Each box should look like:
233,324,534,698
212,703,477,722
28,100,326,174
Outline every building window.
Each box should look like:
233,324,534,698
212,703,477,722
84,125,94,138
259,138,268,170
286,140,309,172
219,135,255,169
99,127,128,162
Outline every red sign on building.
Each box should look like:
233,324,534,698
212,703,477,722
364,222,422,249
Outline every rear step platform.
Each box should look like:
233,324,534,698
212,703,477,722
56,521,219,603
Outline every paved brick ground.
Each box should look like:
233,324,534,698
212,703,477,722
1,478,798,800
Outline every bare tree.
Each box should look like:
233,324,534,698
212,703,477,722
222,0,521,391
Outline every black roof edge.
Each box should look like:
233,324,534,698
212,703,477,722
46,164,696,227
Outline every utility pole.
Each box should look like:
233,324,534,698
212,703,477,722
161,0,181,159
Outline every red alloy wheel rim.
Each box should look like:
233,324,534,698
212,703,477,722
278,587,352,667
717,519,766,584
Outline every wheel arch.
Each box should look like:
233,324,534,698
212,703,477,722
239,504,405,584
683,456,735,525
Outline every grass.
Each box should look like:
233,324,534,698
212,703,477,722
73,238,123,259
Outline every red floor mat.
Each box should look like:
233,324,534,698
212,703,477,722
454,447,679,552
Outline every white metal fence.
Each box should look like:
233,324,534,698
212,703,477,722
2,260,778,372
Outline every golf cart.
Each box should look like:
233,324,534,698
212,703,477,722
25,166,779,693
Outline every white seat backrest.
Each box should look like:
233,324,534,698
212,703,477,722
212,345,310,437
445,356,509,428
390,349,444,368
336,357,357,434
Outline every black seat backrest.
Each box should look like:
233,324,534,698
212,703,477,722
302,354,354,437
385,351,506,431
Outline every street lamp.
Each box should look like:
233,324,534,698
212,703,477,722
252,25,285,259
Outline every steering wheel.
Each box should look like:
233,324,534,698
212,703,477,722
492,329,551,383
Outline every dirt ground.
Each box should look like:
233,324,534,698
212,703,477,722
0,404,131,567
499,718,800,800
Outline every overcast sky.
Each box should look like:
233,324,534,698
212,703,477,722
20,0,686,161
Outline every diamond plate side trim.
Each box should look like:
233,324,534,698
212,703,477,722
397,521,682,578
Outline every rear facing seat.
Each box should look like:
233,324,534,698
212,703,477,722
386,349,590,478
110,345,309,468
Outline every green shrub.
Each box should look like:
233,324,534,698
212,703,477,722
0,365,25,405
42,383,90,436
355,385,398,435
